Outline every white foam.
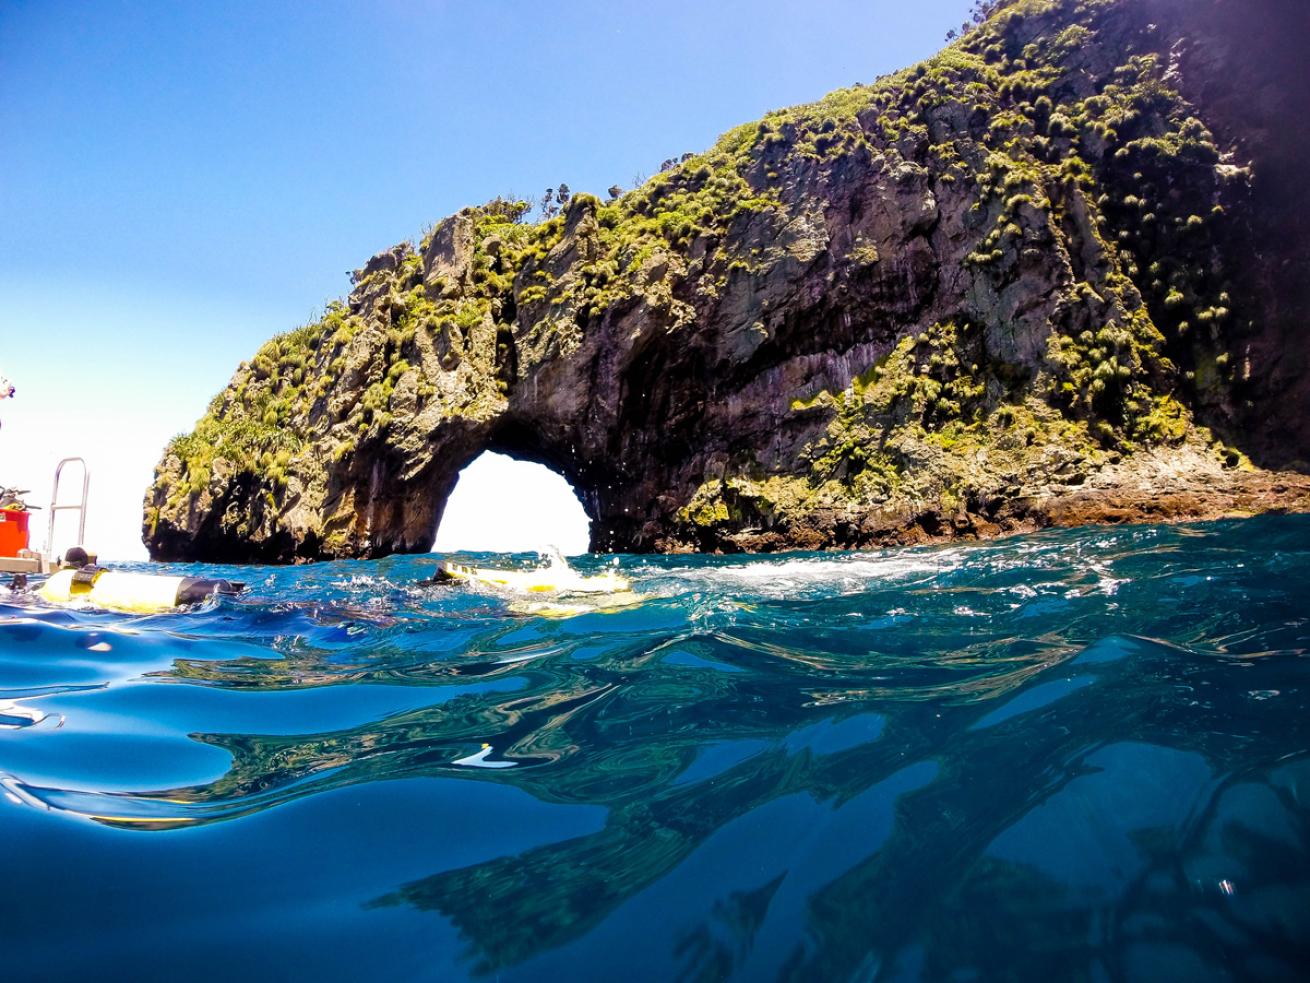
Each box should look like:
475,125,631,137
674,551,961,597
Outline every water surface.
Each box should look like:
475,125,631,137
2,517,1308,980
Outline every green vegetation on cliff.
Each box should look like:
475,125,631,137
147,0,1273,560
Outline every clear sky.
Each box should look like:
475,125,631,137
1,0,973,560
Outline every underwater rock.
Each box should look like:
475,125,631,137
145,0,1310,562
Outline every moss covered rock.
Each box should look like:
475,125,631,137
145,0,1310,561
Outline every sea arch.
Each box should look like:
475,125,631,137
433,450,591,555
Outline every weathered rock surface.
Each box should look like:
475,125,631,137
145,0,1310,562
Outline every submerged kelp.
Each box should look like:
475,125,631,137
146,0,1310,561
5,516,1310,977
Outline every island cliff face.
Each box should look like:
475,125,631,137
145,0,1310,562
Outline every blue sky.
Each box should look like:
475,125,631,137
1,0,973,559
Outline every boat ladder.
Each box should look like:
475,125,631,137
46,457,91,568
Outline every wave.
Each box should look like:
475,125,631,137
2,516,1309,977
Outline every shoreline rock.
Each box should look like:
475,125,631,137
664,446,1310,553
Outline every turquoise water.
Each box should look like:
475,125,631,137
2,517,1308,980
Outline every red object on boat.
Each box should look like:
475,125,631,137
0,508,31,557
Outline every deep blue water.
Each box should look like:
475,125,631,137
2,516,1309,981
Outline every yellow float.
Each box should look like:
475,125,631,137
436,559,629,594
37,566,245,614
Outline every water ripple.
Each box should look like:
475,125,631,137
2,516,1309,978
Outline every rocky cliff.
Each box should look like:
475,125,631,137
145,0,1310,562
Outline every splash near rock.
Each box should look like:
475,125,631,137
145,0,1310,563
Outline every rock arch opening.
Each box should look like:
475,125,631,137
432,450,591,556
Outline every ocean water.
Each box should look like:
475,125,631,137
2,516,1308,981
